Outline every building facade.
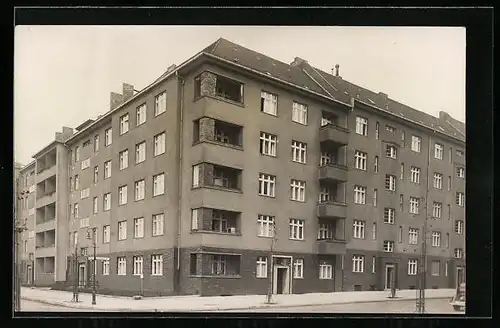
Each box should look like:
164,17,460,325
15,38,466,296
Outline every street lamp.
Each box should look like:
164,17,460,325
86,228,97,305
14,190,28,312
265,223,277,304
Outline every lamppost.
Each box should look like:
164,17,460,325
14,190,28,312
86,228,97,305
265,224,277,304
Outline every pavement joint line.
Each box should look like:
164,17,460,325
21,295,452,312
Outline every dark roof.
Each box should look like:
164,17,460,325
201,38,331,98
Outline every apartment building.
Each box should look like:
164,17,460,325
16,38,465,296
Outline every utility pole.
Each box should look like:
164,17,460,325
72,243,79,303
265,224,277,304
14,190,28,312
87,228,97,305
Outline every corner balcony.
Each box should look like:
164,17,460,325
318,163,348,182
317,201,347,219
319,124,349,146
317,239,347,255
36,166,56,184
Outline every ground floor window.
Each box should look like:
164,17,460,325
319,262,333,280
204,253,241,277
256,256,267,278
293,259,304,279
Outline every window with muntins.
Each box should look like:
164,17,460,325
289,219,304,240
354,185,366,204
260,132,277,156
354,151,367,170
261,91,278,116
356,117,368,136
292,101,308,125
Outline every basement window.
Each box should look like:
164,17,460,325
215,75,244,103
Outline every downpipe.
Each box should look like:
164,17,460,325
175,71,185,290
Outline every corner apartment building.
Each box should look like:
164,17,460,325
16,38,465,296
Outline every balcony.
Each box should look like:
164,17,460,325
319,124,349,146
317,201,347,218
36,192,56,208
35,219,56,233
380,128,401,146
36,166,56,184
317,239,347,255
35,245,56,258
318,163,348,182
191,208,241,235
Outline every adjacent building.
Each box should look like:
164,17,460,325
15,38,465,296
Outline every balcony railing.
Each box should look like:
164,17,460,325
317,238,347,255
317,201,347,218
319,124,349,146
318,163,348,182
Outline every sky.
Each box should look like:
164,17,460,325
14,26,466,165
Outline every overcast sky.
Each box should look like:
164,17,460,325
14,26,465,165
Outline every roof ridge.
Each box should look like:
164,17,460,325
301,68,334,99
210,37,223,54
310,66,339,92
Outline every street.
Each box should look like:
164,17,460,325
20,300,103,312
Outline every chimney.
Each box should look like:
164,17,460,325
110,92,124,111
378,92,388,99
439,111,450,121
122,83,135,102
166,64,177,74
290,57,307,67
61,126,74,141
335,64,340,77
55,132,62,142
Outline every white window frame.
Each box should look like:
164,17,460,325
434,173,443,189
94,135,100,153
352,255,364,273
80,188,90,199
102,260,109,275
456,167,465,179
293,259,304,279
383,208,395,224
105,128,112,146
411,136,421,152
79,217,89,228
256,256,268,278
135,180,145,201
117,257,126,275
152,214,164,236
431,231,441,247
135,141,146,164
151,255,163,275
372,222,377,240
383,240,394,253
318,223,334,240
103,193,111,211
136,103,146,126
386,125,395,133
74,175,80,190
119,150,129,170
118,221,127,240
153,132,166,156
375,122,379,139
410,167,420,184
373,188,378,207
355,116,368,136
408,228,419,245
386,145,397,159
289,219,304,240
260,132,277,156
408,259,418,275
192,164,200,188
432,202,442,219
409,197,419,214
354,185,366,204
118,185,128,205
261,91,278,116
92,197,98,214
434,143,443,160
155,92,167,116
93,166,98,183
290,179,306,202
257,215,275,237
292,101,308,125
353,220,365,239
319,263,333,279
104,160,111,179
153,173,165,196
291,140,307,163
258,173,276,197
81,158,90,170
354,150,367,170
456,192,465,207
385,175,396,191
119,113,129,135
133,256,143,276
431,261,440,276
103,225,110,243
455,220,464,234
320,152,332,166
134,217,144,238
454,248,463,259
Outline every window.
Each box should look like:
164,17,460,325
319,187,333,203
80,188,90,199
409,197,419,214
103,193,111,211
135,141,146,164
69,177,73,191
398,226,403,243
74,203,79,218
317,223,334,240
449,147,453,163
431,231,441,247
92,197,98,214
290,179,306,202
119,150,129,170
191,209,199,230
74,175,80,190
445,261,449,276
319,262,333,279
155,91,167,116
192,164,200,188
356,117,368,136
386,125,395,133
289,219,304,240
386,145,397,159
353,220,365,239
118,185,128,205
133,256,143,276
154,132,166,156
354,151,367,170
456,192,465,206
401,131,406,147
81,158,90,170
153,173,165,196
372,257,376,273
383,208,395,224
118,221,127,240
153,214,164,236
103,225,110,243
454,248,463,259
456,150,464,157
151,255,163,275
448,176,452,191
102,260,109,275
408,259,418,275
433,173,443,189
104,160,111,179
411,135,421,152
75,146,80,161
117,257,126,275
119,113,129,134
448,204,452,220
257,215,274,237
410,167,420,184
408,228,418,244
374,156,379,173
209,254,228,276
385,175,396,191
83,140,91,148
291,140,307,163
375,122,379,139
383,241,394,252
372,222,377,240
431,261,440,276
354,185,366,204
105,128,112,146
136,103,146,126
293,259,304,279
135,180,145,201
456,167,465,179
134,218,144,238
373,189,378,207
434,143,443,160
93,166,98,183
455,220,464,234
400,163,404,180
258,173,276,197
261,91,278,116
94,135,99,153
256,257,267,278
399,194,404,211
215,75,244,103
432,202,442,219
352,255,364,273
292,101,308,125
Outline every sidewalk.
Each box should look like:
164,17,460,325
20,287,455,312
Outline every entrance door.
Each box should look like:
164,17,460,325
385,264,395,290
27,265,32,285
78,264,86,287
456,267,464,289
273,266,290,295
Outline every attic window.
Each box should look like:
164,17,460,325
265,72,272,76
344,91,349,95
368,98,375,104
400,113,405,117
438,126,445,132
256,56,261,60
215,75,244,103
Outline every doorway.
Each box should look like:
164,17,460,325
78,264,86,287
384,264,395,290
27,265,32,285
273,266,290,295
456,266,464,289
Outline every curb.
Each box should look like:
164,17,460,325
22,294,453,312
